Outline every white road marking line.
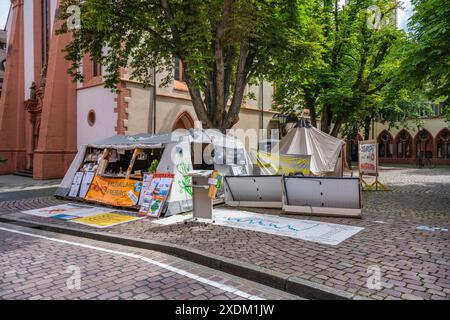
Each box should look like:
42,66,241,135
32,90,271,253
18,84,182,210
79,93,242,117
0,184,60,192
0,226,262,300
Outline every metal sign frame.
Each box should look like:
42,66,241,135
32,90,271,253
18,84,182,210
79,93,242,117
282,176,362,218
224,175,283,208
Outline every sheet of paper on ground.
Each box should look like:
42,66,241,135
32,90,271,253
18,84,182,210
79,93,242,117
153,213,193,225
71,212,142,228
212,209,364,246
21,204,112,218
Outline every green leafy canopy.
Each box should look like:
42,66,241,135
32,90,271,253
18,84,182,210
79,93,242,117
58,0,320,131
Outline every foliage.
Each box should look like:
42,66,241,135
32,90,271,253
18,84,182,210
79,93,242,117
402,0,450,121
58,0,319,131
147,159,159,173
270,0,430,136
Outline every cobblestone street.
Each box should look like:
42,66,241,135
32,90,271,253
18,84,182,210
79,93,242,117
0,223,297,300
0,166,449,300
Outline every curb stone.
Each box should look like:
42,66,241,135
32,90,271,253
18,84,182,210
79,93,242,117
0,215,368,300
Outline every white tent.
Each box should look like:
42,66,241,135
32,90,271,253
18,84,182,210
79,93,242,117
55,129,252,216
278,119,345,176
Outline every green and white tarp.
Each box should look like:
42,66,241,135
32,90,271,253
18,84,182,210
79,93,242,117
56,129,253,216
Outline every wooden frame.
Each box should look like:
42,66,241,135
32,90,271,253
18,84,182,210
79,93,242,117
358,140,388,191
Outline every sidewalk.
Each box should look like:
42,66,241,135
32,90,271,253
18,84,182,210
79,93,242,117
0,167,449,300
0,175,61,193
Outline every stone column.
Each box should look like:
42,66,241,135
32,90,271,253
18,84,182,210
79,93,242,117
0,0,26,174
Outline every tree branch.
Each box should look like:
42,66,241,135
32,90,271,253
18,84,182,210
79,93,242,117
365,79,391,95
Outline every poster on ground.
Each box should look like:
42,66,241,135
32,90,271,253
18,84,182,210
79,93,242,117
213,209,364,246
72,212,141,228
21,204,111,218
358,140,378,175
85,176,142,207
138,173,154,205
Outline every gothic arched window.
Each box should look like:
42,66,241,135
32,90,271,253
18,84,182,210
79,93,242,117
396,130,412,159
377,130,393,158
436,128,450,159
415,129,434,159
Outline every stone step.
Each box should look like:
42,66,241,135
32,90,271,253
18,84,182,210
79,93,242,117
13,169,33,178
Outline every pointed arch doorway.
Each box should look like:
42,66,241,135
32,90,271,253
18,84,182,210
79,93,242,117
172,111,195,130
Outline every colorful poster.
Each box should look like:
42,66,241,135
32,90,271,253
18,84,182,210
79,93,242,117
148,196,165,218
138,173,174,217
79,172,96,198
52,214,78,220
72,212,141,228
69,172,84,198
359,140,378,175
85,176,142,207
138,173,154,205
22,204,109,218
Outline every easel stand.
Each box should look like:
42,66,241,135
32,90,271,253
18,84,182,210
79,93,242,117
360,173,389,191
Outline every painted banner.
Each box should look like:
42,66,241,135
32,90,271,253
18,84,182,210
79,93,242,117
72,212,141,228
359,140,378,175
85,176,142,207
213,209,364,246
253,151,311,175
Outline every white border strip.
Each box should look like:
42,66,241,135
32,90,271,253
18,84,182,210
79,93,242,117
0,226,262,300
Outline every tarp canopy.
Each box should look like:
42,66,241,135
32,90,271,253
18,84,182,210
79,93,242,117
87,132,180,150
55,129,253,215
87,129,247,150
278,119,345,176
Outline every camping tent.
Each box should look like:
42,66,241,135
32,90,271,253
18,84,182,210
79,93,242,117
55,129,252,215
278,118,345,176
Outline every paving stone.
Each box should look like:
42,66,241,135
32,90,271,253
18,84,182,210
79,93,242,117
0,226,297,300
1,166,449,300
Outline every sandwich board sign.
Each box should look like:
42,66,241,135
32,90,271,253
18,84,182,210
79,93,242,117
358,140,378,175
358,140,387,191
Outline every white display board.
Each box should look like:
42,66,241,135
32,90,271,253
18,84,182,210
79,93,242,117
213,209,364,245
224,176,283,208
68,172,84,198
79,172,95,198
359,140,378,175
283,176,362,217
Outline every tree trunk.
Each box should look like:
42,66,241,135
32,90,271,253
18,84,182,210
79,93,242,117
305,95,317,127
320,105,332,134
363,117,371,140
330,116,342,137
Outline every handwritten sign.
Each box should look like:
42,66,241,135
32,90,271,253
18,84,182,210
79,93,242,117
85,176,142,207
359,140,378,175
